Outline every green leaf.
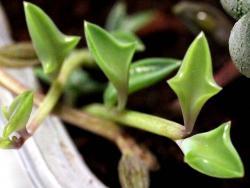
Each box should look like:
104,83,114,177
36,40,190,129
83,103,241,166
35,67,105,105
65,69,105,93
34,67,52,84
2,91,33,137
64,69,105,105
24,2,80,75
112,31,145,52
167,32,221,133
84,21,136,110
119,10,155,32
104,58,181,107
105,1,126,31
1,105,9,120
105,1,155,33
0,137,13,149
178,122,244,178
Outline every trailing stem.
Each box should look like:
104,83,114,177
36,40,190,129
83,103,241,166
0,67,158,170
85,104,185,140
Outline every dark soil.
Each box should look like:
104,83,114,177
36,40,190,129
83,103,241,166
2,0,250,187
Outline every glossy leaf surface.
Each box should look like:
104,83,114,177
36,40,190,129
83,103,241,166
24,2,80,75
168,33,221,133
2,91,33,137
104,58,181,106
84,21,136,110
112,31,145,52
178,122,244,178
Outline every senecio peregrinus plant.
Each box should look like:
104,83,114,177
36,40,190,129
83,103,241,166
0,1,245,188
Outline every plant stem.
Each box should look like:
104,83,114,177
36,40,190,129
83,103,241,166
0,68,158,170
0,42,39,68
0,56,39,67
27,49,93,134
0,42,36,59
85,104,186,140
57,105,158,170
117,87,128,111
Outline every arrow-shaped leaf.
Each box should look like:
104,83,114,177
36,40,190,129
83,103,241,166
167,32,221,133
104,58,181,107
84,21,136,110
2,91,33,138
24,2,80,75
178,122,244,178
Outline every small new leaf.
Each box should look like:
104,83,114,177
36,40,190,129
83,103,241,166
104,58,181,107
168,32,221,133
24,2,80,75
178,122,244,178
2,91,33,138
84,21,136,110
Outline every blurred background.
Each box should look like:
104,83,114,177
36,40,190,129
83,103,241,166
1,0,250,187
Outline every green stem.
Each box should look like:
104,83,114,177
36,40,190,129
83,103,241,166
117,87,128,111
28,49,93,133
0,68,158,169
85,104,186,140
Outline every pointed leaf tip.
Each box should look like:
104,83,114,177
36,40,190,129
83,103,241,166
84,21,136,110
168,33,221,133
24,2,80,75
179,122,244,178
